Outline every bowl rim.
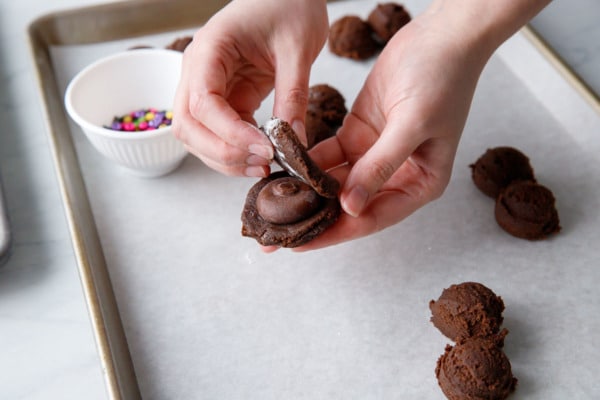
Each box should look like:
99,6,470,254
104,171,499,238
64,48,182,140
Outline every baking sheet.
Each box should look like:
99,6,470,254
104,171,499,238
34,0,600,398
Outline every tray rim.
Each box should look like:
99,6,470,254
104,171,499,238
26,1,600,399
0,174,11,267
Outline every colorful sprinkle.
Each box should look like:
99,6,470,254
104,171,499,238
105,108,173,132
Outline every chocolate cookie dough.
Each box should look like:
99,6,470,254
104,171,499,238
262,118,339,198
367,2,411,43
242,118,341,247
495,180,561,240
328,15,381,60
306,84,347,149
470,147,536,198
436,332,517,400
430,282,505,342
241,171,340,247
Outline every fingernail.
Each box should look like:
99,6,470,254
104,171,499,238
246,154,271,166
248,143,274,160
245,165,269,178
342,185,369,217
292,120,307,146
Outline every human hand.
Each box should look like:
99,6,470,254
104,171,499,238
172,0,329,177
294,10,495,251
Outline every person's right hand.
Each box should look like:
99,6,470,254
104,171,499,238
294,7,494,251
172,0,329,177
294,0,550,251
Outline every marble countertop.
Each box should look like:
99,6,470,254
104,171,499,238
0,0,598,399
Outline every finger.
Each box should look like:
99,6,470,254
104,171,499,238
194,148,270,178
272,53,311,145
186,43,274,160
260,245,280,253
307,109,380,171
176,116,271,177
307,136,346,171
340,115,420,217
294,189,423,251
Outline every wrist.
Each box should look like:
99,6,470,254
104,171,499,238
424,0,551,61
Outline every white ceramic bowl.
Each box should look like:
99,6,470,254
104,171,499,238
65,49,187,178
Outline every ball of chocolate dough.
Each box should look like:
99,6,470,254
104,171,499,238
436,333,517,400
470,146,536,198
166,36,193,52
256,177,321,225
328,16,380,60
367,2,411,43
495,180,561,240
306,84,347,148
429,282,505,342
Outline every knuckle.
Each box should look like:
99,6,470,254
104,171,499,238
367,158,397,186
284,87,309,108
188,92,205,117
171,119,186,142
427,183,446,202
216,141,241,166
421,170,450,202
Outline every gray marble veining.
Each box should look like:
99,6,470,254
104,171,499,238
531,0,600,95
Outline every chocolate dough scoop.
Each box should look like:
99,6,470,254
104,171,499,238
306,84,347,149
470,146,535,198
367,2,412,44
436,331,517,400
495,180,560,240
430,281,505,342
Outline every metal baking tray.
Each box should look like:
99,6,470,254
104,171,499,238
0,170,11,267
27,1,223,398
27,1,600,399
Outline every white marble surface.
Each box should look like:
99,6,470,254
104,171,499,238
531,0,600,95
0,0,598,399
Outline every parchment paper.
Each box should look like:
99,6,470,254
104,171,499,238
51,1,600,399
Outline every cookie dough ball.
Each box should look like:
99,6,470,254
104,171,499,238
328,16,380,60
470,147,536,198
495,180,561,240
430,282,505,342
306,84,347,148
166,36,193,52
367,2,411,43
436,333,517,400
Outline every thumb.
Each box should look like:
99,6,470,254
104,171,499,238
272,55,311,145
341,121,418,217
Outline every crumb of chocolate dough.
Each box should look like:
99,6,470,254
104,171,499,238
430,282,505,342
495,180,561,240
328,16,381,60
306,84,347,148
367,2,411,44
